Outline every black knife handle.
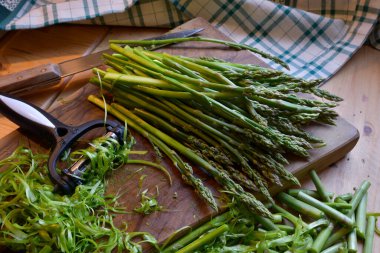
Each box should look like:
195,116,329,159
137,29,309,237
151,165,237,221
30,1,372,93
0,63,61,94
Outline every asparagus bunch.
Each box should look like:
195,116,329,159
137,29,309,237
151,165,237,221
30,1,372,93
87,40,341,217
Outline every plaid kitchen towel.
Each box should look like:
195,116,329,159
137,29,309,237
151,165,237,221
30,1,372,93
0,0,379,80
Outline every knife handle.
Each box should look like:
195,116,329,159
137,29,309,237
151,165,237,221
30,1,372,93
0,63,62,94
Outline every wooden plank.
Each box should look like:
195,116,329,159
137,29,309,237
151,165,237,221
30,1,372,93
0,17,359,247
302,46,380,251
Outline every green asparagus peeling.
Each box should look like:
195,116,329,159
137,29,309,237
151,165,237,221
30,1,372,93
0,135,159,252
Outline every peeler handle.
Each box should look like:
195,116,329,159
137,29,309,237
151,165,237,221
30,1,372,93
0,93,63,146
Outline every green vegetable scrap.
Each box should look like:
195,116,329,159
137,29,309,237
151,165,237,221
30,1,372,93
88,37,341,217
160,170,378,253
134,189,163,215
0,131,159,252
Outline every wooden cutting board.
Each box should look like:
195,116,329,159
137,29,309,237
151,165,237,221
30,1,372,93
0,17,359,247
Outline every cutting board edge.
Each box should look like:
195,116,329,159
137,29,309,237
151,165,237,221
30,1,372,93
270,125,359,195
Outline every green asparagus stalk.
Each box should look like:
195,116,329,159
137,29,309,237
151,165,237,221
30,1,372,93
162,53,236,85
335,198,349,204
347,181,371,217
347,215,357,253
324,227,352,249
296,192,354,227
310,223,335,253
109,36,289,69
321,242,348,253
161,212,232,253
271,214,283,223
210,162,259,193
252,214,280,231
270,203,308,228
102,71,174,90
161,56,207,81
268,117,324,144
324,202,352,210
310,170,332,202
338,246,348,253
175,224,229,253
337,193,353,202
277,224,295,233
355,193,367,239
248,230,286,240
363,215,376,253
288,189,334,200
134,108,188,141
277,192,325,219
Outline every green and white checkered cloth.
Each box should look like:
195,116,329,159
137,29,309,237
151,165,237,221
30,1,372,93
1,0,379,80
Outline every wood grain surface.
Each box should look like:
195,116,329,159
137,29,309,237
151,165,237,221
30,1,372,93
0,17,378,251
0,63,62,93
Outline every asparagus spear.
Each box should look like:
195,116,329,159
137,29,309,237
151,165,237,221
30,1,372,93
109,36,289,69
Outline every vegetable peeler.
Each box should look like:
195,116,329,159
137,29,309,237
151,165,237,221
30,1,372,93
0,93,125,194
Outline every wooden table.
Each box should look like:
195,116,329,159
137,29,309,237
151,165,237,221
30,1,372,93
0,23,379,251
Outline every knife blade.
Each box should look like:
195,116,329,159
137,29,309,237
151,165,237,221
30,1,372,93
0,28,204,94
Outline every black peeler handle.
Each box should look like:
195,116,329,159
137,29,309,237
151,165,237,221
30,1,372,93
0,93,124,194
0,92,67,146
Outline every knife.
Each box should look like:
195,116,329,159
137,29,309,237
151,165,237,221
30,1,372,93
0,28,204,94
